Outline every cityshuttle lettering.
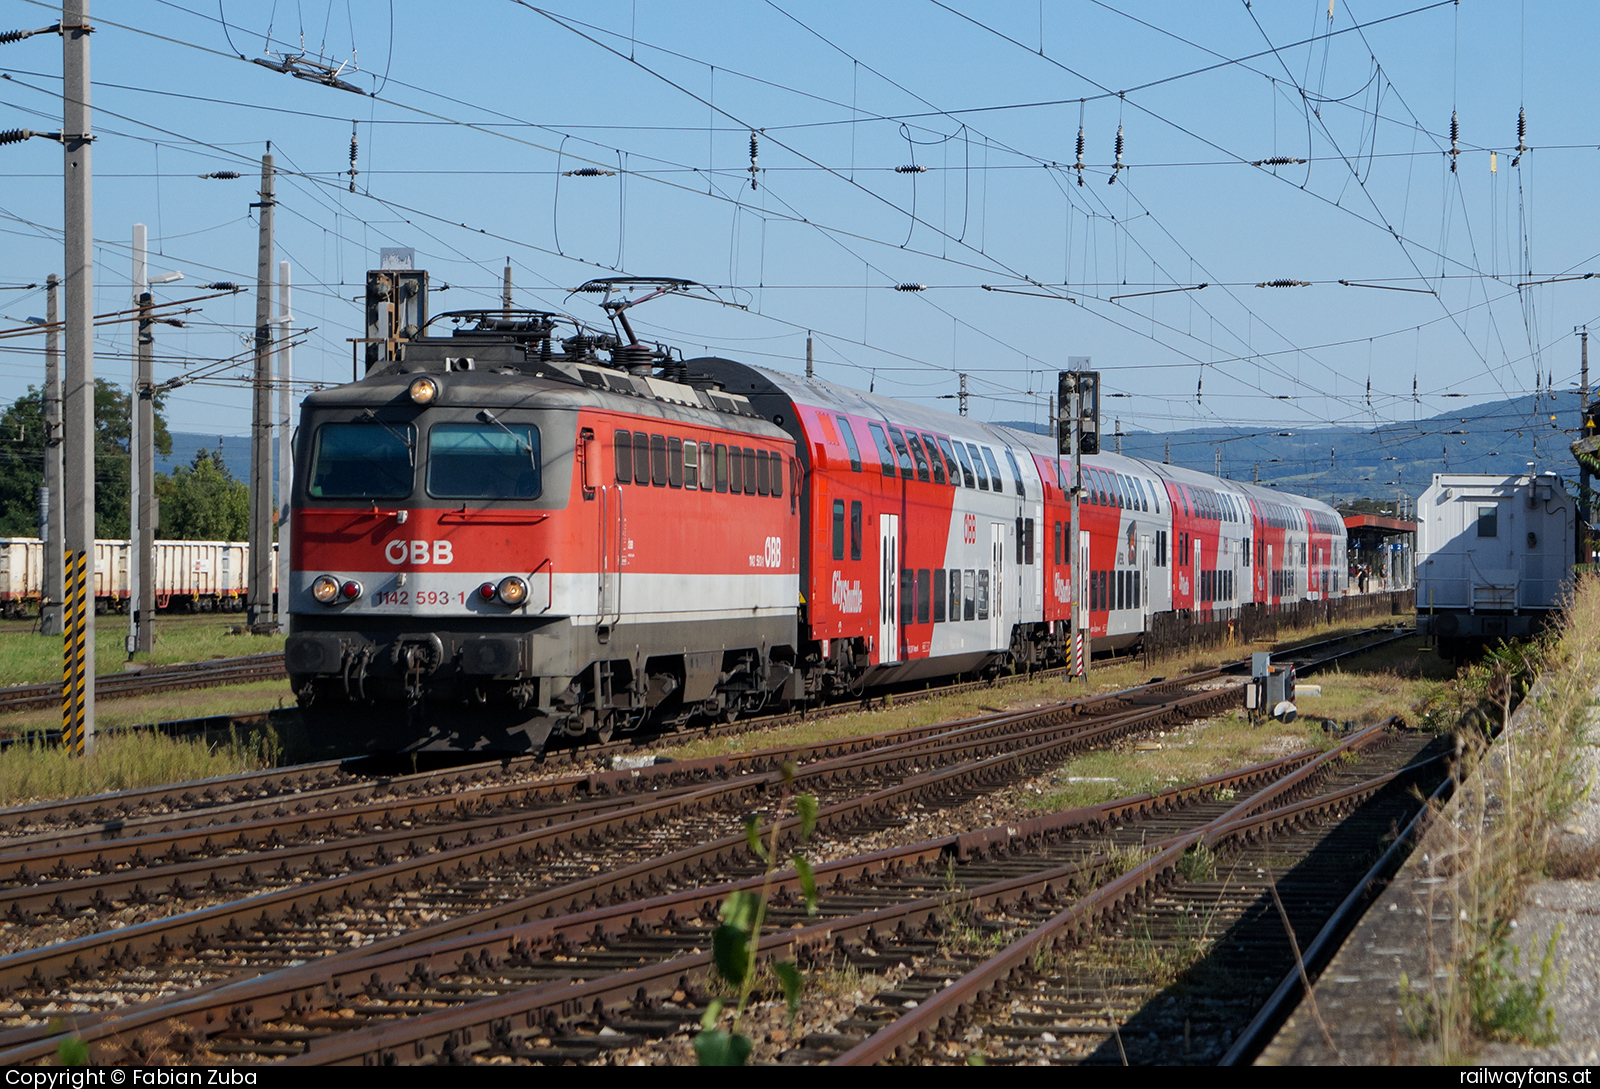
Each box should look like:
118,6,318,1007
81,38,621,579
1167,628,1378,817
384,540,454,565
831,570,863,613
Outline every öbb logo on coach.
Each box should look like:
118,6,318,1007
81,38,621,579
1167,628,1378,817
385,540,454,565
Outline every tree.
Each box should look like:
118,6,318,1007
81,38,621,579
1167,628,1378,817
0,380,170,538
155,448,248,541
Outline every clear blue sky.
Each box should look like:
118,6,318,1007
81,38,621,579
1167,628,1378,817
0,0,1594,477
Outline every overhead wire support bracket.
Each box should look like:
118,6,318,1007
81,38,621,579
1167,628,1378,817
981,285,1077,304
1109,283,1208,303
252,53,366,96
1338,279,1439,295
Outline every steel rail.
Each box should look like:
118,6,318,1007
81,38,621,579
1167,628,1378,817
0,652,287,714
826,719,1412,1066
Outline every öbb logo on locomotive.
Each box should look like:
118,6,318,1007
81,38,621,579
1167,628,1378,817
280,271,1353,755
384,539,455,565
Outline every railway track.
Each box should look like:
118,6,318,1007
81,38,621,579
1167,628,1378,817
0,716,1441,1066
0,627,1413,1064
0,652,287,716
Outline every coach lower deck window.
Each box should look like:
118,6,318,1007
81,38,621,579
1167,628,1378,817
426,423,542,499
900,569,914,625
964,570,976,619
951,569,964,618
934,569,946,622
916,569,930,623
309,422,415,499
850,501,862,560
976,570,989,619
832,501,846,561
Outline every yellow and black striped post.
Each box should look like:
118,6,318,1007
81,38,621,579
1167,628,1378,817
61,547,91,755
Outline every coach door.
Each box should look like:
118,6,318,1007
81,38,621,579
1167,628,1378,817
879,513,899,664
991,522,1006,650
1139,535,1153,625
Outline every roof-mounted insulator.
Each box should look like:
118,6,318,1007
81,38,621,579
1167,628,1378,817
1449,110,1460,173
563,167,616,177
348,122,359,193
894,283,926,292
894,164,927,173
1110,124,1124,184
1255,279,1311,288
1252,156,1307,166
1512,106,1527,167
198,170,241,179
748,130,759,191
1075,125,1085,186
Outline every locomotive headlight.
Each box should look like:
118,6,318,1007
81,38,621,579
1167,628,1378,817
312,575,340,604
408,376,439,405
340,579,364,601
496,576,529,606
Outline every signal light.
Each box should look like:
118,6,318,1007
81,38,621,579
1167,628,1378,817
477,582,497,602
312,575,339,604
497,576,529,607
341,580,363,601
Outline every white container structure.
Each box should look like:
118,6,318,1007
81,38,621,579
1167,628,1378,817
0,538,275,617
1416,470,1575,652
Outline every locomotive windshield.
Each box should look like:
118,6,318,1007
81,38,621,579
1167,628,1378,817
308,422,415,499
426,423,542,499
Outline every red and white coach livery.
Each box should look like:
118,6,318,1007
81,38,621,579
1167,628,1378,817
286,274,1348,753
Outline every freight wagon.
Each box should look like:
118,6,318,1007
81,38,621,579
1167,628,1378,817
0,538,276,617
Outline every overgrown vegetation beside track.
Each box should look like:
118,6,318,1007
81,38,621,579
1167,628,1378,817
0,613,285,686
1401,576,1600,1057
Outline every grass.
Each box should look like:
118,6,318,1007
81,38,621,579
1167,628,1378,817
1403,576,1600,1057
0,679,293,739
655,616,1414,764
0,613,286,687
0,726,281,807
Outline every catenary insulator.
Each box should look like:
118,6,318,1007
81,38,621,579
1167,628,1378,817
0,128,34,146
1255,279,1310,288
894,164,928,173
894,283,926,292
198,171,242,179
564,167,616,177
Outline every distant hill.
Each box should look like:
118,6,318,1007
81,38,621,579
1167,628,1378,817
997,389,1584,502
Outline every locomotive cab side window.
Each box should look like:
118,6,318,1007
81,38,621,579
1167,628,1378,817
309,422,415,499
426,423,541,500
613,429,632,483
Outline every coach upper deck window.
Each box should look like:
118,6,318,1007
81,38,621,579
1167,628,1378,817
935,436,960,485
1478,505,1499,537
981,448,1005,495
867,423,896,476
837,416,864,472
919,434,946,485
426,423,541,499
309,422,415,499
887,427,915,479
951,442,976,488
1004,450,1026,498
906,433,931,482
